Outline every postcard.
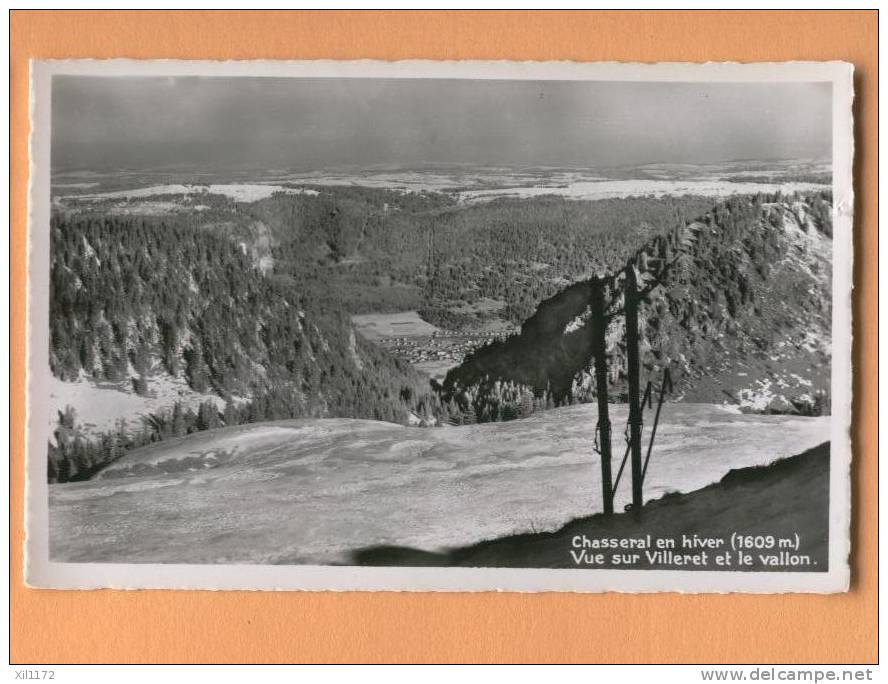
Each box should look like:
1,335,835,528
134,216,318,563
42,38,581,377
26,59,853,592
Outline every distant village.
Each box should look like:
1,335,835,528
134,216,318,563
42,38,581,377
379,329,514,369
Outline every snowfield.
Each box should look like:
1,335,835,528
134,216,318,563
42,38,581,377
64,184,320,203
47,372,230,440
351,311,442,340
49,403,829,565
53,162,830,206
458,179,830,203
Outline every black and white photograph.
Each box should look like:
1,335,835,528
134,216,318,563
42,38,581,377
26,60,853,592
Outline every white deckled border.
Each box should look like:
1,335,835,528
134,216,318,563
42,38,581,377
25,59,854,593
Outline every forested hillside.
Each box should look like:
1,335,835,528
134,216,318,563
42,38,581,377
247,189,715,322
440,192,833,421
55,186,717,325
48,214,442,481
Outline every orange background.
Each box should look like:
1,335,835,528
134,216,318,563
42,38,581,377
9,10,878,664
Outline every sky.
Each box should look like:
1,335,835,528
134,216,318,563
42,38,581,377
51,76,832,171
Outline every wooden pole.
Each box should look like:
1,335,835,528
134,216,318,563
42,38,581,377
612,381,651,498
624,264,644,513
590,280,614,516
642,368,672,482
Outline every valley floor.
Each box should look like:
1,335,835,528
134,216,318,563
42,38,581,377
49,403,829,566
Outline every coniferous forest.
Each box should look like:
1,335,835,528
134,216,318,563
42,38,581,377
48,210,443,481
441,191,833,420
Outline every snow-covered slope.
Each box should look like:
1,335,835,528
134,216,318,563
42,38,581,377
50,403,828,565
47,371,230,440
